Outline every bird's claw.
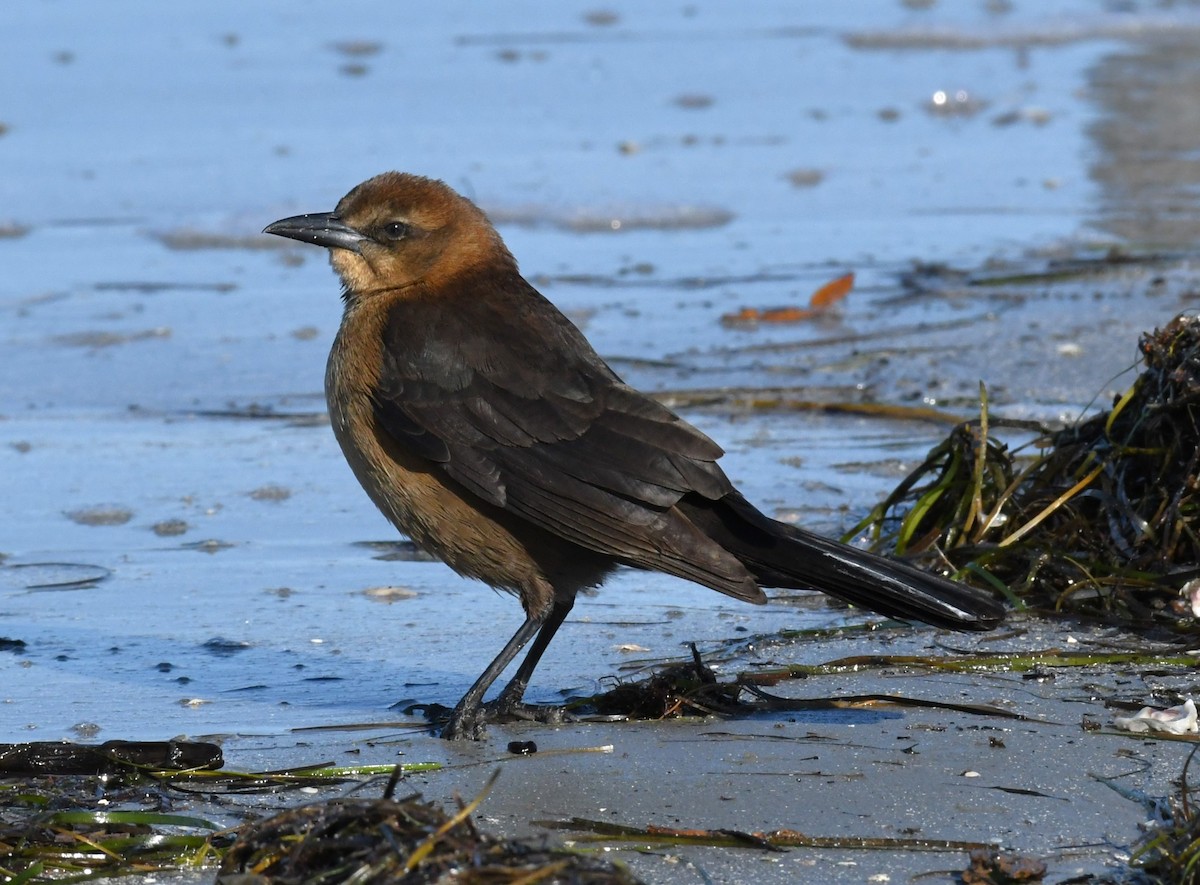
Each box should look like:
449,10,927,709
440,699,573,740
487,699,572,725
440,711,486,741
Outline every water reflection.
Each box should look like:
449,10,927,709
1088,38,1200,247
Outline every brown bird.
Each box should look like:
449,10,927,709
264,172,1004,740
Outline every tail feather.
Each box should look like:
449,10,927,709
679,494,1005,632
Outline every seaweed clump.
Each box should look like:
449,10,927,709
219,780,644,885
854,313,1200,626
586,644,742,720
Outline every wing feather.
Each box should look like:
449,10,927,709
369,272,754,597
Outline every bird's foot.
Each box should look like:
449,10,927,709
440,707,487,741
438,694,574,741
483,697,572,725
481,678,574,725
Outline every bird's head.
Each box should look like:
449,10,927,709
263,172,514,299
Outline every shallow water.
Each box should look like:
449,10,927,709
3,2,1200,882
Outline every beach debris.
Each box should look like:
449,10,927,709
1113,698,1198,735
220,770,645,884
962,847,1047,883
1184,578,1200,618
720,272,853,326
854,313,1200,626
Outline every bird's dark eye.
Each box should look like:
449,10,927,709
380,221,411,241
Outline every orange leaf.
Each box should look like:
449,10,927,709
809,272,854,309
719,273,852,327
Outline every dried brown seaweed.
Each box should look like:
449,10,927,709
218,770,643,885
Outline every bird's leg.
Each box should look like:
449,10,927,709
486,597,574,722
441,598,576,740
442,614,542,740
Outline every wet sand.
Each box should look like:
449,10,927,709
3,3,1199,882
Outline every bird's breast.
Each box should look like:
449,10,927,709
324,310,423,533
323,307,561,608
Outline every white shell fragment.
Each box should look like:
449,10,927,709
1183,578,1200,619
1113,698,1198,735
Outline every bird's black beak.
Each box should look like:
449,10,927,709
263,212,367,253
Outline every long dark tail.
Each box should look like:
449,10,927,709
679,493,1005,631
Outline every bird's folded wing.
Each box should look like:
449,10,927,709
368,284,751,591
